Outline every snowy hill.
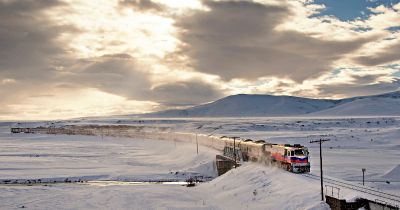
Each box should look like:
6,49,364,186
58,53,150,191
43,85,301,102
309,97,400,116
142,91,400,117
144,94,338,117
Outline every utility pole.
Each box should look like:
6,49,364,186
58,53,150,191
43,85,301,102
310,138,330,201
195,125,203,155
231,137,240,168
362,168,366,186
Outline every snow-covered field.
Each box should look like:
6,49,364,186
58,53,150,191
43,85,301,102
0,128,217,182
1,117,399,209
0,163,331,210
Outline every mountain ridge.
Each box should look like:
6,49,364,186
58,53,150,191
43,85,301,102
140,91,400,117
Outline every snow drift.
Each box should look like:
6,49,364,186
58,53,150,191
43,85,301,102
382,165,400,180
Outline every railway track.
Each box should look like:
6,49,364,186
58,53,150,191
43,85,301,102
300,173,400,206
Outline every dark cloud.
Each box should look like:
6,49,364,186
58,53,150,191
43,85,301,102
0,0,64,15
354,42,400,66
0,0,72,80
175,0,371,82
317,77,400,97
67,56,224,106
119,0,165,12
101,53,133,59
68,57,152,100
0,0,73,111
151,80,224,106
349,73,389,84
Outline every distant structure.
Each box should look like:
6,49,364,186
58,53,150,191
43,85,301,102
11,127,32,133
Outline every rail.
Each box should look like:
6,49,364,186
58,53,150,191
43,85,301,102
301,173,400,206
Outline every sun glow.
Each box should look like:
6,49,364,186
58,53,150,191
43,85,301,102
48,0,179,60
1,88,158,120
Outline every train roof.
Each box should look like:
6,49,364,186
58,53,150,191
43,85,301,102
271,144,306,149
218,135,307,149
254,140,266,143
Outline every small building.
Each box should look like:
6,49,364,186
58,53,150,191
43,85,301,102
10,128,32,133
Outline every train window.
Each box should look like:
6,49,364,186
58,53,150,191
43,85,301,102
290,151,294,156
294,150,305,156
304,149,309,155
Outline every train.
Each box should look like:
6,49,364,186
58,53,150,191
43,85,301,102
10,126,310,173
220,136,310,173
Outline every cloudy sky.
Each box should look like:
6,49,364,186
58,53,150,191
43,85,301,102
0,0,399,120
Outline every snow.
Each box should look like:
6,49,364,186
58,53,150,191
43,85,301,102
1,116,400,209
309,98,400,116
197,163,331,210
0,164,333,210
382,165,400,180
0,128,218,182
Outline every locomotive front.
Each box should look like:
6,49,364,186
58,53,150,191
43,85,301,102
285,145,310,173
267,144,310,173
